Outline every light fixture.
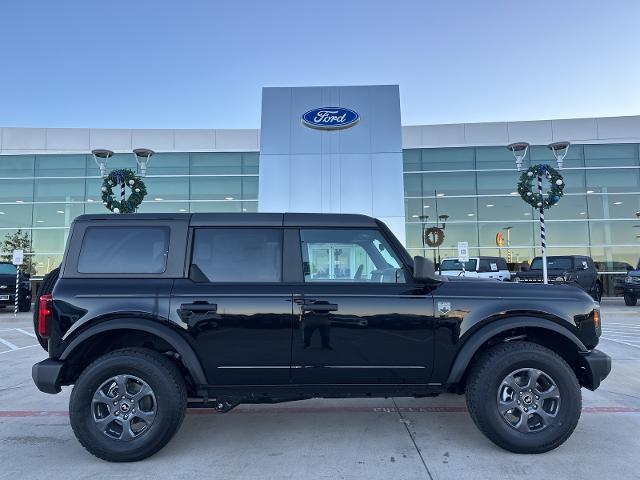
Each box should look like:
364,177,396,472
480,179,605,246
587,190,594,194
178,209,187,212
436,193,445,197
15,200,24,203
154,197,163,201
87,198,94,202
510,191,518,195
411,214,419,218
613,201,623,205
486,204,495,208
0,212,5,215
524,212,531,216
579,212,586,215
507,142,530,171
423,205,431,209
56,210,65,214
91,149,114,177
467,213,475,217
225,196,234,201
133,148,154,177
36,220,44,223
242,208,247,212
547,141,571,169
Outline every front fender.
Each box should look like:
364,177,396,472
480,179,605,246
59,318,207,386
446,316,587,385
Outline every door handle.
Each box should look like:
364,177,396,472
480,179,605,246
177,302,218,326
180,302,218,314
297,299,338,313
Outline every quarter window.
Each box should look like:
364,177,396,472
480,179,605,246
78,227,169,274
191,228,282,282
300,229,405,283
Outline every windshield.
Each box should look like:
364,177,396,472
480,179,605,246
0,264,16,275
440,259,477,271
530,257,573,271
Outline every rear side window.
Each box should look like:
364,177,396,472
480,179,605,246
498,258,508,270
78,227,169,274
191,228,282,283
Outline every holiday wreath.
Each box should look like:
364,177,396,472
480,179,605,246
517,164,564,209
101,168,147,214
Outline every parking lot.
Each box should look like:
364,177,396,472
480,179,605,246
0,299,638,480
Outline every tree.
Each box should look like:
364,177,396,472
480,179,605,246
0,229,36,275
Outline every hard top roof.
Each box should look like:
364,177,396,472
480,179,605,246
73,212,379,228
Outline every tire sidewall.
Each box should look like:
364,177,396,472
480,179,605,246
70,352,184,461
472,346,581,452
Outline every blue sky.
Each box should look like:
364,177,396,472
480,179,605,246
1,0,639,128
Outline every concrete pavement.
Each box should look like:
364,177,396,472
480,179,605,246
0,300,638,479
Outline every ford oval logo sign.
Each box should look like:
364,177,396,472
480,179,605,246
301,107,359,130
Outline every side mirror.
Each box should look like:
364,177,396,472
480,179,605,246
413,256,436,281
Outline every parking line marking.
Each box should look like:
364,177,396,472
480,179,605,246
0,405,639,417
0,337,19,350
14,328,36,338
0,344,38,355
601,337,640,349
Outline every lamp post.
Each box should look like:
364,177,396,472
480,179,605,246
419,215,429,257
507,141,570,284
503,226,512,263
133,148,154,177
437,214,449,266
91,149,114,177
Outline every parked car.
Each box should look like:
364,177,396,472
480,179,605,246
440,256,511,281
0,262,31,312
623,260,640,306
513,255,602,302
32,213,610,461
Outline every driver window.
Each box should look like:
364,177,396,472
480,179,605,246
300,229,405,283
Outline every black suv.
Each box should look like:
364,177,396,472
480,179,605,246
32,213,610,461
0,262,31,312
623,260,640,306
513,255,602,302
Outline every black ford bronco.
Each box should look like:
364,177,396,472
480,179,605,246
513,255,602,302
32,213,611,462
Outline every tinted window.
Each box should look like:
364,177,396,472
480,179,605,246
78,227,169,274
0,264,16,275
440,259,478,271
530,257,573,270
300,229,405,283
497,258,509,270
192,229,282,282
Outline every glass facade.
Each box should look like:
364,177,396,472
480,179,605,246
0,152,258,277
404,144,640,295
1,143,638,297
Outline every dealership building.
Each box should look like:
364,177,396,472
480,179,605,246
0,85,638,294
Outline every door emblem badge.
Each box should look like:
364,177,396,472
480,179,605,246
438,302,452,315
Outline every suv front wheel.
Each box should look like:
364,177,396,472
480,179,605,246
465,341,581,453
69,348,187,462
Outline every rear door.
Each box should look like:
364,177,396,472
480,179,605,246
289,227,435,385
169,226,293,386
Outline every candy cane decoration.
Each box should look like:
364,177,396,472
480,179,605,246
14,266,19,317
537,173,548,284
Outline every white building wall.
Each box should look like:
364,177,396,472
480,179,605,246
258,85,406,243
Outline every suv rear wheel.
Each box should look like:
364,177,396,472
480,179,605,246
69,348,187,462
624,294,637,306
465,341,581,453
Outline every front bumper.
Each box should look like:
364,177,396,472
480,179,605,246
624,284,640,296
578,349,611,391
32,359,64,394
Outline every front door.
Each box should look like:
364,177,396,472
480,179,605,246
290,228,436,385
169,227,293,386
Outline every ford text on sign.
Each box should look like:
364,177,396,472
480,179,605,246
301,107,359,130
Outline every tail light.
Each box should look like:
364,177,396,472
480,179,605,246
37,294,53,338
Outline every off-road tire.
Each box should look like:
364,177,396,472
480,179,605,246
624,294,637,306
69,348,187,462
465,341,581,453
32,267,60,350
